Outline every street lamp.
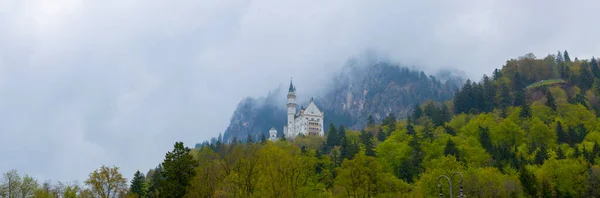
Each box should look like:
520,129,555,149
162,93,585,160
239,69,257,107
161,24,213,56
437,172,464,198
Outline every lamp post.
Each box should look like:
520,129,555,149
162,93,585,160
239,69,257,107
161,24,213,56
437,172,464,198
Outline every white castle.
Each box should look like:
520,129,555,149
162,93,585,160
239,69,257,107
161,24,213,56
281,79,325,140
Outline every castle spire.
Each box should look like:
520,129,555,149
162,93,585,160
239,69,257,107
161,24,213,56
289,77,296,92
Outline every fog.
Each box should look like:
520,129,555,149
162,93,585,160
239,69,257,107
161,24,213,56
1,0,599,182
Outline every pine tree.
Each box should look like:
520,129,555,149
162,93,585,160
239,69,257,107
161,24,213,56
326,123,338,149
541,179,553,198
579,64,594,90
412,104,422,120
160,142,198,198
246,134,254,144
577,124,587,143
546,91,557,111
564,50,571,62
360,130,375,157
367,115,375,126
130,170,147,197
519,166,537,197
406,122,416,135
591,57,600,78
492,69,502,80
556,146,565,159
574,147,581,158
556,121,566,144
479,126,493,153
534,147,548,165
341,127,359,160
260,133,267,144
443,139,459,159
556,51,564,64
382,113,397,132
495,83,512,109
377,129,386,142
520,102,532,118
593,142,600,158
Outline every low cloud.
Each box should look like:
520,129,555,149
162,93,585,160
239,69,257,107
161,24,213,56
1,0,599,182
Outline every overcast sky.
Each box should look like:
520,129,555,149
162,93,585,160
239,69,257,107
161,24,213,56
1,0,599,183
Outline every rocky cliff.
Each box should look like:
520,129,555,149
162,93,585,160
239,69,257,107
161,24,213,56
219,61,464,143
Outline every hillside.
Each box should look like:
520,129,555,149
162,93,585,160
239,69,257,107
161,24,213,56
217,60,463,143
7,51,600,197
186,51,600,197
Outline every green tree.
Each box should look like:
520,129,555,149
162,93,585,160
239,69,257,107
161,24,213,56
341,130,359,160
159,142,198,198
130,170,147,197
546,91,557,111
360,130,375,157
260,133,267,144
564,50,571,62
479,126,493,153
246,134,254,144
519,166,537,197
534,147,548,165
85,165,127,198
443,139,459,159
326,123,338,150
557,146,566,159
406,122,416,135
1,169,21,198
412,104,423,120
377,129,386,142
367,115,375,126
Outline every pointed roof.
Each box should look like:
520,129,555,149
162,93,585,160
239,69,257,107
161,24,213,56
304,98,322,116
289,78,296,92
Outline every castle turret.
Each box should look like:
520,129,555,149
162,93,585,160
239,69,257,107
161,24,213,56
269,127,278,141
286,78,297,138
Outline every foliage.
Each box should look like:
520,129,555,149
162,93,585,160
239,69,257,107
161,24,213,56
159,142,198,198
85,165,127,198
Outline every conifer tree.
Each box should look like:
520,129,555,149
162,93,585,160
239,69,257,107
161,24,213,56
593,142,600,158
556,146,565,159
326,123,338,149
556,51,564,64
130,170,147,197
260,133,267,144
340,126,358,160
564,50,571,62
591,57,600,78
519,166,537,197
246,134,253,144
367,115,375,126
160,142,198,198
360,130,375,157
546,91,557,111
520,101,532,118
406,122,415,135
412,104,422,120
443,139,459,159
479,126,493,153
534,146,548,165
377,129,386,142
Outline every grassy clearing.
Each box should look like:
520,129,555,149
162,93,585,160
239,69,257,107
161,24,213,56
526,79,566,89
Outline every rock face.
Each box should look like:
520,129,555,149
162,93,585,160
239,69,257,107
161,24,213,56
221,61,464,143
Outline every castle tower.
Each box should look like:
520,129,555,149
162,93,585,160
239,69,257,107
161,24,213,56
269,127,278,141
286,78,297,137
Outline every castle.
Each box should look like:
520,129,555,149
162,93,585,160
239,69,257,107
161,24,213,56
281,79,325,140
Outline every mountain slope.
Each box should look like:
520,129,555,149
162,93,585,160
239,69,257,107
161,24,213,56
219,61,464,143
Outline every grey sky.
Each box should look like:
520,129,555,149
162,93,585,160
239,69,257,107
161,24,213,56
1,0,599,182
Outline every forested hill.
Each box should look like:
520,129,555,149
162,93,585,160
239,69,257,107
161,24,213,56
5,51,600,197
184,50,600,197
216,60,464,144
